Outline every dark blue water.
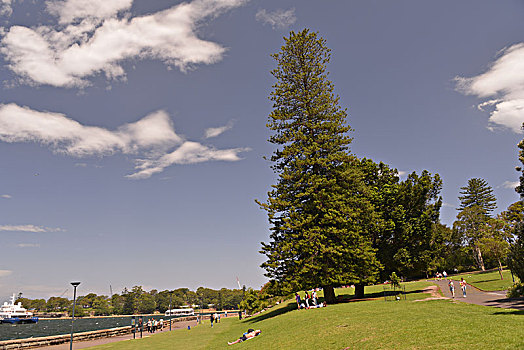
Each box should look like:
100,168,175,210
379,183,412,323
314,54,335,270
0,315,179,341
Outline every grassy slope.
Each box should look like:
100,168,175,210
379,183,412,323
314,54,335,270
91,282,524,349
450,269,519,291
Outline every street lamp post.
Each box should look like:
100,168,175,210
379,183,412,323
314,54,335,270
200,297,203,324
169,292,172,331
69,282,81,350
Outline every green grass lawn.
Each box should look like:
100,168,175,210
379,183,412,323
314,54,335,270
449,269,519,291
89,281,524,349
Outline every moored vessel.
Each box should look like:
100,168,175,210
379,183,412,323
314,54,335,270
0,295,38,324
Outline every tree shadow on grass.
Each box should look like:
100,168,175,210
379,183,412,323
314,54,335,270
468,279,501,283
492,309,524,315
336,288,430,302
243,301,298,324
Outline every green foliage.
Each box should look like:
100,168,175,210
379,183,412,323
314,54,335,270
111,294,124,315
458,178,497,215
506,283,524,298
259,29,380,302
478,217,510,274
46,296,71,312
389,272,401,288
508,222,524,282
454,205,489,270
92,296,111,316
360,158,444,279
239,288,265,314
515,130,524,196
68,298,87,317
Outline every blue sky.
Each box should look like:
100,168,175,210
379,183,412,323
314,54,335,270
0,0,523,300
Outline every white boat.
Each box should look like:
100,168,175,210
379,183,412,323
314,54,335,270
165,308,194,317
0,295,38,324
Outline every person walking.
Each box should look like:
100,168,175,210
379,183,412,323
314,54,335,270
460,278,467,298
448,280,455,298
210,313,214,327
295,292,302,309
152,319,158,333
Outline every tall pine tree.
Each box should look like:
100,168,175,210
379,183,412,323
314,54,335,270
258,29,380,303
458,178,496,215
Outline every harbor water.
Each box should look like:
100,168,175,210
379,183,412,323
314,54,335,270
0,315,176,341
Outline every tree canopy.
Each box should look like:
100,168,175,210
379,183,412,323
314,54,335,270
458,178,496,215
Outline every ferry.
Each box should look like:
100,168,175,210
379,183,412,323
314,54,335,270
165,308,194,317
0,295,38,324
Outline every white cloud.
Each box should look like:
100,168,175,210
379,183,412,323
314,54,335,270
455,43,524,133
127,141,250,179
0,270,12,278
255,8,296,29
0,0,12,16
502,180,519,189
0,0,247,87
1,194,11,198
0,103,248,178
17,243,40,248
0,104,181,156
204,121,233,138
0,225,64,232
47,0,133,24
397,170,407,177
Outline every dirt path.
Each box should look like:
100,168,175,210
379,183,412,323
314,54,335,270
431,279,524,310
32,320,198,349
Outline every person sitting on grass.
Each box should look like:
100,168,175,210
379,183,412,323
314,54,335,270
228,329,261,345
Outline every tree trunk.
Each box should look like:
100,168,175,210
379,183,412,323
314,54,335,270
474,245,485,271
498,259,504,280
354,284,365,299
322,285,336,304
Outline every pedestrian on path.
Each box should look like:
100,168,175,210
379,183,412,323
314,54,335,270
460,278,467,298
210,313,214,327
448,280,455,298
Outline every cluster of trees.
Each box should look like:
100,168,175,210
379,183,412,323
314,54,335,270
258,29,524,303
16,286,244,316
441,178,522,278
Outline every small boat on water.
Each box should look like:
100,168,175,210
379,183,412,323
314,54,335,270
0,295,38,324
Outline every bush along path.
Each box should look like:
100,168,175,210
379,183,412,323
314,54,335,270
433,279,524,310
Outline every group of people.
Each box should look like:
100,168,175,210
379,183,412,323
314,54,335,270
435,271,448,280
295,290,323,309
146,318,164,333
448,278,467,298
210,312,221,327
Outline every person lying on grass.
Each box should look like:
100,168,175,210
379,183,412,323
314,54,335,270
307,301,327,309
228,329,261,345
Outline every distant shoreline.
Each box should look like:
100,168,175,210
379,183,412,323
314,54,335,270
38,309,235,320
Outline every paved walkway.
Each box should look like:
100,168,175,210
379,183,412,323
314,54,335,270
32,320,198,349
432,279,524,310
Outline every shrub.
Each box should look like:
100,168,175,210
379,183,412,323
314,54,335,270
506,283,524,298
